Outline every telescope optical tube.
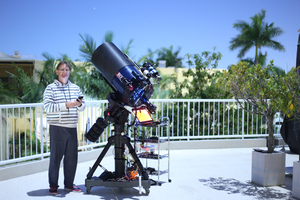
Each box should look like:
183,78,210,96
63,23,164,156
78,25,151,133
92,42,156,113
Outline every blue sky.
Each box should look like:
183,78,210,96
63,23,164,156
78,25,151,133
1,0,299,71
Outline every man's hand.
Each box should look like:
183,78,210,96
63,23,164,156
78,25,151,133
66,99,82,108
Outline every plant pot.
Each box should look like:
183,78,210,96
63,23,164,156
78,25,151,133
251,150,286,186
292,161,300,199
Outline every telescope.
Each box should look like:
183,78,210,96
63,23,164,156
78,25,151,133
85,42,162,194
91,42,160,114
85,42,161,141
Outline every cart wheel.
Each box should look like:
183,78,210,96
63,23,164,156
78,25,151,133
145,189,150,195
168,179,172,182
158,182,162,186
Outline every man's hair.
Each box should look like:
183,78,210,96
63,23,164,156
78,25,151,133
56,61,71,70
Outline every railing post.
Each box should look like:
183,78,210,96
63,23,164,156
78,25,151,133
187,101,190,141
0,109,2,161
242,101,244,139
40,105,44,159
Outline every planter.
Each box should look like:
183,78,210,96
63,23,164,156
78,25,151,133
251,150,286,186
292,161,300,199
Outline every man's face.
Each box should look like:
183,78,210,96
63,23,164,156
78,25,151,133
56,64,70,84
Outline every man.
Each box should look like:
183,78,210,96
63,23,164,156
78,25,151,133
43,61,86,195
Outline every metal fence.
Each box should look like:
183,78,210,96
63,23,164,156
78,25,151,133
0,99,271,166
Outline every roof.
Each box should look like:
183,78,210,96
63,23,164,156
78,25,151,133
0,51,20,60
0,147,297,199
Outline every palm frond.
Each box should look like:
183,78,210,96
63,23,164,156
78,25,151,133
79,33,97,62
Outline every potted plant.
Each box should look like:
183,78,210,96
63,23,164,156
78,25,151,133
218,60,292,186
285,62,300,198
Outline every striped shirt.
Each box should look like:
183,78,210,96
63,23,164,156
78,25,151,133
43,79,86,128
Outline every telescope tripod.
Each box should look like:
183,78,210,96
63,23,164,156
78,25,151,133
85,111,150,194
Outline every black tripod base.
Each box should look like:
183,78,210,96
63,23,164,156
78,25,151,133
85,177,151,195
85,126,150,194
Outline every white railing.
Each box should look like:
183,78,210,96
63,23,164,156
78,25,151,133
0,99,270,166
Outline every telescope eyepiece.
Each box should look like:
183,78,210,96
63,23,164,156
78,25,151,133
141,62,161,82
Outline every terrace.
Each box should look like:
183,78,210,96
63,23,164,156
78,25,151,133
0,99,298,199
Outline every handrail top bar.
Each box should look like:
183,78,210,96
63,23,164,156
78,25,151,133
0,100,107,108
0,99,253,109
150,99,242,103
0,103,44,108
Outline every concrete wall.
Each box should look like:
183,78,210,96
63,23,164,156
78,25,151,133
0,139,266,181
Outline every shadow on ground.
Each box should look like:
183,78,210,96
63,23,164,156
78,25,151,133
27,183,153,200
27,188,76,198
199,177,291,200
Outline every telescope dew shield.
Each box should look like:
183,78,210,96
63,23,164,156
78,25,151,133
92,42,133,87
92,42,156,113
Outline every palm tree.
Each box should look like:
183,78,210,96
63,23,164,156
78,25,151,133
136,48,158,66
271,65,286,77
229,51,285,78
7,66,44,103
36,53,79,88
229,9,285,65
121,39,134,57
240,51,268,67
35,52,57,88
79,33,97,63
104,31,114,43
0,79,20,104
78,32,113,99
156,45,183,68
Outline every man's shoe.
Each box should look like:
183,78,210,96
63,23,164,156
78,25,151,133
49,187,58,195
64,184,81,192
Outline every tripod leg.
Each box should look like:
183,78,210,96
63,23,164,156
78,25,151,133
114,124,125,178
123,136,149,180
86,136,114,179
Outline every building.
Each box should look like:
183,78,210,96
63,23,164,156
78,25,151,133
0,51,44,84
0,51,224,97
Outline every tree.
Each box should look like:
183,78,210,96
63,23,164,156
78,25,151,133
159,50,232,139
229,9,285,65
240,52,268,67
36,53,83,90
156,45,183,68
136,48,157,65
228,51,286,78
78,32,150,99
7,66,44,103
79,33,97,63
35,52,57,88
104,31,114,43
270,65,286,77
284,66,300,156
0,79,20,104
78,32,112,99
151,73,173,99
217,61,292,153
121,39,134,57
169,49,228,99
284,66,300,116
